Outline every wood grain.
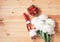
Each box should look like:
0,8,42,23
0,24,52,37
0,0,60,42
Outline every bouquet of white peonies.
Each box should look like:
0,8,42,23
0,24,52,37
31,14,55,42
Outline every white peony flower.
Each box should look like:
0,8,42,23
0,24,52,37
31,17,45,31
29,29,37,37
31,14,55,35
46,18,55,28
39,24,55,35
38,14,48,20
34,20,45,30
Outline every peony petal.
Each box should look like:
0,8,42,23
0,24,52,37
38,14,48,20
39,24,55,35
31,17,38,24
46,18,55,28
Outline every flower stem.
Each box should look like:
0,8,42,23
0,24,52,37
37,31,51,42
44,33,51,42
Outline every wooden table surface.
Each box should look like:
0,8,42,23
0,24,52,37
0,0,60,42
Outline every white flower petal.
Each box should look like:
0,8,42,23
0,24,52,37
39,24,55,35
38,14,48,20
31,17,45,30
46,18,55,27
29,29,37,37
34,20,45,30
31,14,55,35
31,17,38,25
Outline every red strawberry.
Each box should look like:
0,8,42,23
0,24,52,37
34,10,37,14
28,5,34,11
27,5,39,16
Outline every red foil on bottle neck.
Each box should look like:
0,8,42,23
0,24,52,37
23,13,30,21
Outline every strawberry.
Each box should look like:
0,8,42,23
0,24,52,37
27,5,39,16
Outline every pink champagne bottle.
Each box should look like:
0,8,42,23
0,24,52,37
23,13,37,39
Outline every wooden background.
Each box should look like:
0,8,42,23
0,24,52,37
0,0,60,42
